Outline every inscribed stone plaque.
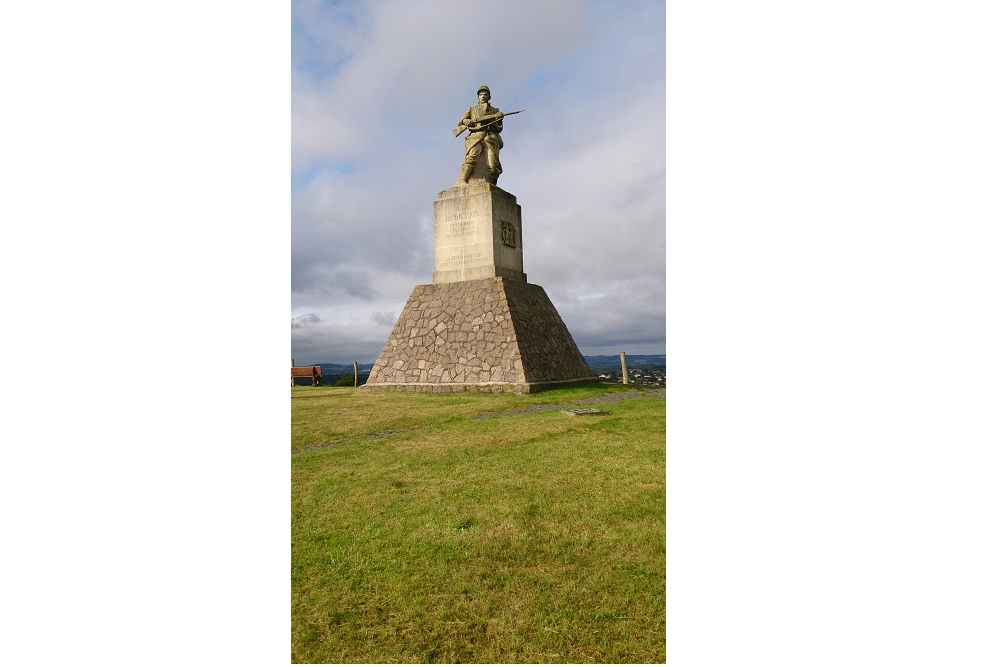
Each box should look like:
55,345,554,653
432,180,525,284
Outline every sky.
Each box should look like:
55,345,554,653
290,0,665,363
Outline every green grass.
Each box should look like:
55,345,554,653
292,384,665,663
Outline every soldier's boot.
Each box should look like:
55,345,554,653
487,156,502,185
455,164,474,186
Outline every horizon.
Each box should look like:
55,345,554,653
296,353,667,367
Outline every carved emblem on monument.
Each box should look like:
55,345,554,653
501,221,516,248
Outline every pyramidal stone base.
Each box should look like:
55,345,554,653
360,277,597,394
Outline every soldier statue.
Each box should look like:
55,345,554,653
454,86,522,186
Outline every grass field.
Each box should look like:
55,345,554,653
291,384,665,663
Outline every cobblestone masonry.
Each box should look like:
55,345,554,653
360,277,597,394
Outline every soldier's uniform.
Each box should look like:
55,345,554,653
457,87,503,184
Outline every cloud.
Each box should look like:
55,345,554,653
292,260,381,301
291,0,589,172
292,0,665,362
369,311,395,326
290,302,399,363
544,277,666,356
291,313,321,329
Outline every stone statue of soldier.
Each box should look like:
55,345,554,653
455,85,504,186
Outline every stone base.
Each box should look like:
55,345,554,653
361,277,597,395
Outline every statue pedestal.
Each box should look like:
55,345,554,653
362,181,596,394
432,181,526,284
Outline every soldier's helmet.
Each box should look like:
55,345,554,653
477,85,490,98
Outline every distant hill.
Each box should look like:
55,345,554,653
292,362,374,386
293,357,666,386
584,355,664,371
583,354,664,365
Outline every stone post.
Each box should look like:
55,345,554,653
354,361,359,387
620,351,628,385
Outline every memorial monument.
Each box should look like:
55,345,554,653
361,86,596,394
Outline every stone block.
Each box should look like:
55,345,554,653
432,181,527,284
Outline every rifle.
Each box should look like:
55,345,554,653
453,109,524,137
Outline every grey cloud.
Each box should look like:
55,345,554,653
291,317,393,364
291,262,382,302
370,311,396,326
502,82,665,325
544,278,665,354
291,313,321,329
292,170,436,285
292,267,421,314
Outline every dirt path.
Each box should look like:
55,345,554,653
472,388,665,419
